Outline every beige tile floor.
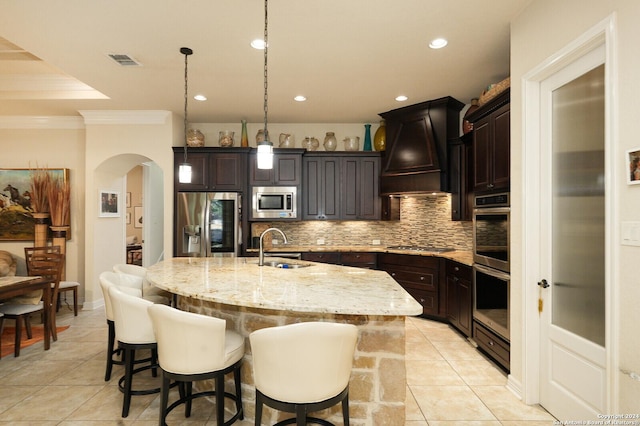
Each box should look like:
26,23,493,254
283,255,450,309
0,305,556,425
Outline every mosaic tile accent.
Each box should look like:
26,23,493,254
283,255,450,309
251,194,473,250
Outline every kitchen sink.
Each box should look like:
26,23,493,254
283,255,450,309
261,261,312,269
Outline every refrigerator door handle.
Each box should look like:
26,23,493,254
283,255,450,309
203,194,212,257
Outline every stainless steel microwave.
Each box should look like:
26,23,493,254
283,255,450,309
251,186,298,219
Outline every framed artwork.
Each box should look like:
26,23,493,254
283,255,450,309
134,206,143,228
0,168,69,241
627,148,640,185
126,192,131,208
126,212,131,224
99,190,120,217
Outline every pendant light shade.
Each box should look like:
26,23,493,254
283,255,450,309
179,47,193,183
257,0,274,170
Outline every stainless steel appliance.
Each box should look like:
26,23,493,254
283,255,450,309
251,186,297,220
473,193,510,272
473,263,510,340
473,192,510,341
176,192,241,257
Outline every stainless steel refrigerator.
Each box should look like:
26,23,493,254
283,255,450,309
176,192,242,257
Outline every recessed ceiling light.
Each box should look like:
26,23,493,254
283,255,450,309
194,94,207,101
294,95,306,102
251,39,266,50
429,38,448,49
395,95,408,102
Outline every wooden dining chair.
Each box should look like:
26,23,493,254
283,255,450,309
24,246,79,316
0,252,64,356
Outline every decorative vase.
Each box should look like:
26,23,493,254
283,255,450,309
32,212,50,248
241,120,249,147
302,137,319,151
463,98,480,134
256,129,265,143
186,129,205,147
218,131,234,147
373,120,386,151
343,136,360,151
323,132,337,151
363,124,372,151
50,225,70,279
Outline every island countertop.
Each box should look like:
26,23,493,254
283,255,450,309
146,256,423,316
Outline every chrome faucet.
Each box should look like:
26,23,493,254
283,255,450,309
259,227,289,266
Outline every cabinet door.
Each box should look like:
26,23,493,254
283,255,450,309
491,105,510,191
302,157,340,220
249,152,301,185
209,153,246,191
174,152,209,191
341,155,380,220
473,117,491,192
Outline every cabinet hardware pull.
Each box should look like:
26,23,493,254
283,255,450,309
420,276,425,281
488,340,494,346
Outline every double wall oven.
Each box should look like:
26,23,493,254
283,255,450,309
472,193,510,342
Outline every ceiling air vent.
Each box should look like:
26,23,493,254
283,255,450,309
107,53,142,67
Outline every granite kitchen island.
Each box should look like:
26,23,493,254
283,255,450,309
146,256,422,426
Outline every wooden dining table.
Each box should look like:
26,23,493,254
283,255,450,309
0,276,52,350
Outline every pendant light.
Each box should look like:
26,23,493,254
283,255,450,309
256,0,274,170
178,47,194,183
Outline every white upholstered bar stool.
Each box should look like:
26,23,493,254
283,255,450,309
108,284,160,418
147,304,244,426
249,322,358,426
113,263,172,305
99,271,148,381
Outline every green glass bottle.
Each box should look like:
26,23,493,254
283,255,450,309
363,124,372,151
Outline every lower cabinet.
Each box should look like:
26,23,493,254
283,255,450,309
301,252,376,269
377,253,444,318
473,321,510,372
445,260,472,337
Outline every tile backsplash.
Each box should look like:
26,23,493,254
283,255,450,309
252,195,473,250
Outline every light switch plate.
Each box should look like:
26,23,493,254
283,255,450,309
372,239,381,245
317,238,325,245
621,221,640,246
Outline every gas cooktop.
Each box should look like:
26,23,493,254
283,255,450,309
386,245,455,253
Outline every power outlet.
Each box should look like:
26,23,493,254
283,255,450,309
317,238,325,245
372,239,381,245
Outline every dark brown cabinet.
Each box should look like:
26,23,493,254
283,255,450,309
302,156,341,220
473,321,510,372
302,152,381,220
448,133,474,221
467,89,510,194
249,150,303,186
377,253,445,318
173,147,248,192
445,260,472,337
301,252,376,269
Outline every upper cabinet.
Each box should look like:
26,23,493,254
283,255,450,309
249,149,304,186
378,96,464,195
173,147,249,192
466,89,510,194
302,152,381,220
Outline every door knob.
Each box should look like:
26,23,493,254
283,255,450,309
538,279,549,288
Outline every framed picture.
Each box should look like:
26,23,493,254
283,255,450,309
126,212,131,224
627,148,640,185
99,190,120,217
0,168,69,241
126,192,131,208
134,206,143,228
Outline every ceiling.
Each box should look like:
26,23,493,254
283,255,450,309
0,0,530,124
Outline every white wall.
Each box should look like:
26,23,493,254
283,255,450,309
512,0,640,412
0,119,86,299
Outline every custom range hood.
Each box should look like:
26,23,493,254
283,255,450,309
379,96,464,196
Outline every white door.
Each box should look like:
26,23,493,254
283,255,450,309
538,44,607,420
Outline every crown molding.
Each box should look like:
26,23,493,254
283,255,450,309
0,116,85,129
79,110,171,125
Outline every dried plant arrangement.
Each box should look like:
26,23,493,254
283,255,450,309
29,168,52,213
47,176,71,226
